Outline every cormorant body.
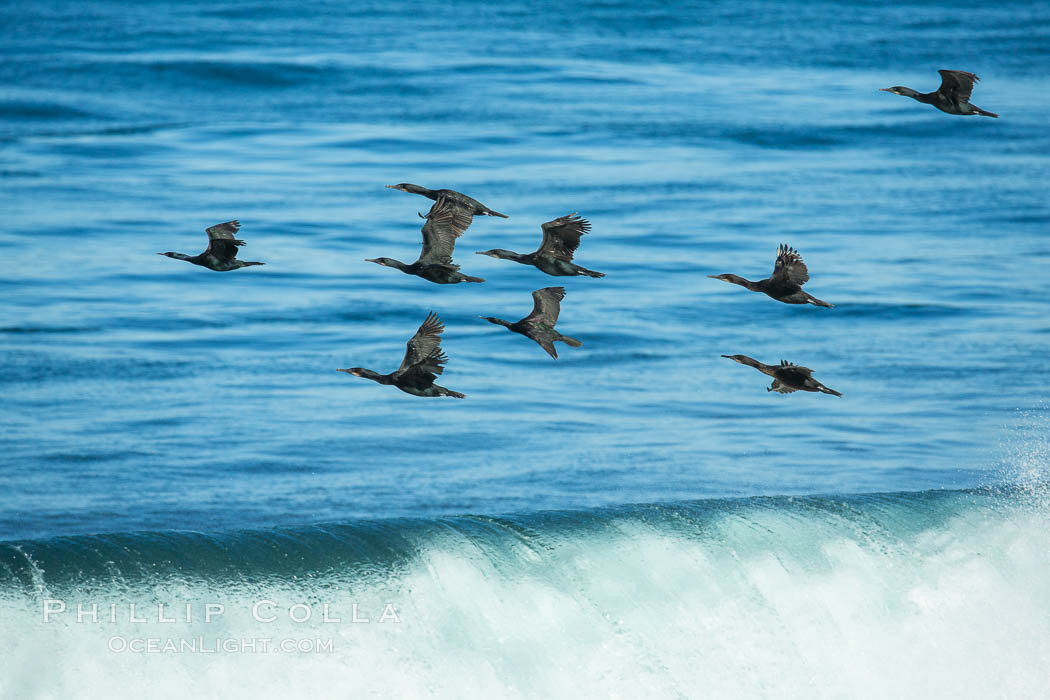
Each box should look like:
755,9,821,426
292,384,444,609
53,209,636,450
158,221,264,271
722,355,842,397
337,311,465,398
476,213,604,278
480,287,582,359
366,197,485,284
386,183,508,218
881,70,998,117
709,244,832,307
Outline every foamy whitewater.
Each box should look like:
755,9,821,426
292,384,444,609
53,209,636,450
2,483,1050,698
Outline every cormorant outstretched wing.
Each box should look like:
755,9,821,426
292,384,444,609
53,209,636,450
394,311,448,385
536,214,590,261
522,287,565,326
770,361,811,394
204,220,245,263
937,70,979,103
770,244,810,286
416,197,474,266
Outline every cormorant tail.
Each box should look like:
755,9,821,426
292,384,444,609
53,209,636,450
806,293,833,308
559,335,582,347
485,209,509,218
975,107,999,118
239,261,266,267
579,267,605,278
443,388,466,399
818,385,843,397
463,275,485,283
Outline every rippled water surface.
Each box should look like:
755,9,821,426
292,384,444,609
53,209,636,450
2,0,1049,540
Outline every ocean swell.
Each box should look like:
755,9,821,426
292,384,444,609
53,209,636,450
1,487,1048,698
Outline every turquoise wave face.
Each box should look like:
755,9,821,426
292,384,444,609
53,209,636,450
2,487,1049,697
0,487,1028,588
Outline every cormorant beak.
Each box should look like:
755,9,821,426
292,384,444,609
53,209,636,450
336,368,362,377
879,87,895,93
707,274,727,282
364,258,382,265
384,184,402,191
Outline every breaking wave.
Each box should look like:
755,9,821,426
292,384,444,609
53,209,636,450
2,485,1049,699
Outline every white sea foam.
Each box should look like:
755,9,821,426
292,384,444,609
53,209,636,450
2,489,1049,699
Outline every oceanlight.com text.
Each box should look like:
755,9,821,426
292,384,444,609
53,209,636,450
107,636,335,654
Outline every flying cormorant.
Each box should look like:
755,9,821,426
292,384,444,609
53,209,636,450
480,287,582,359
337,311,465,398
366,197,485,284
721,355,842,397
385,183,508,218
158,221,264,271
708,244,832,307
881,70,998,118
476,213,604,278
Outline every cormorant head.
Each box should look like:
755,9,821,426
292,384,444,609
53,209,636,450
158,252,190,261
880,86,908,96
707,273,739,283
722,354,762,367
475,249,514,259
365,257,394,267
721,354,761,369
338,367,386,383
386,183,422,193
478,315,510,327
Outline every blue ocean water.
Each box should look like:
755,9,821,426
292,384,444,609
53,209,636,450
2,0,1049,696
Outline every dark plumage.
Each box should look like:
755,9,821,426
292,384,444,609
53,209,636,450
366,197,485,284
385,183,508,218
337,311,465,398
708,244,832,307
480,287,582,359
722,355,842,397
476,213,604,278
881,70,998,118
158,221,265,271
